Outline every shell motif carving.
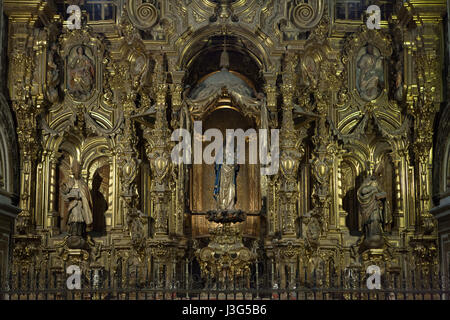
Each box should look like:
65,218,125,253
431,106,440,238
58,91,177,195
290,0,324,29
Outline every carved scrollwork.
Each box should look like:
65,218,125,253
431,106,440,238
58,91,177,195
127,0,160,30
289,0,325,30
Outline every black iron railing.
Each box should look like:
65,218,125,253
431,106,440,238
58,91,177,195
1,266,449,300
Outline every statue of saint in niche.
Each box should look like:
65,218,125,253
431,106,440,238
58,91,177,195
357,175,391,249
214,145,240,212
356,44,384,101
68,46,95,100
61,160,93,243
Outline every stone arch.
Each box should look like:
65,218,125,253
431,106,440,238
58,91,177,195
177,24,277,74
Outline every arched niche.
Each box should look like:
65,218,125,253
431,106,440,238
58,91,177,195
190,107,261,239
341,158,364,235
183,32,267,241
179,26,273,75
341,138,396,234
55,137,111,236
183,34,264,95
87,157,110,235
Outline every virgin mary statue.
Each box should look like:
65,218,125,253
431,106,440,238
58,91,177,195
213,146,240,212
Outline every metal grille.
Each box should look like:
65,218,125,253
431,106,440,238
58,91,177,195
1,265,449,300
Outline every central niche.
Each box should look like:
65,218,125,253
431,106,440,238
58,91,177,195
191,107,261,214
185,35,264,240
189,102,263,240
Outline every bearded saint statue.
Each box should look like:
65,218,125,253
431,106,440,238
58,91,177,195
62,160,93,237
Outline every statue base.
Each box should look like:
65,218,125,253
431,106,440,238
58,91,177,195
361,234,385,252
361,248,387,269
206,209,246,224
196,223,255,283
66,235,87,249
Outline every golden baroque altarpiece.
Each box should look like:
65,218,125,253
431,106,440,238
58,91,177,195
2,0,446,287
